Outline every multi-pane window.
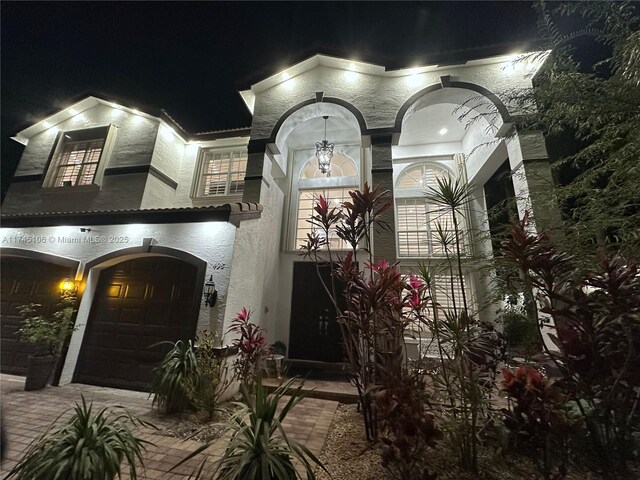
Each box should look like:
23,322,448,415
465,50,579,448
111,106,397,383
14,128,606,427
198,150,247,197
296,188,352,250
396,163,464,257
53,139,105,187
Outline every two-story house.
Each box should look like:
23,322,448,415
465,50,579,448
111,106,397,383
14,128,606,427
1,51,554,390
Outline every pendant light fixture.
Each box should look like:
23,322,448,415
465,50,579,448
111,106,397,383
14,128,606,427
315,116,334,174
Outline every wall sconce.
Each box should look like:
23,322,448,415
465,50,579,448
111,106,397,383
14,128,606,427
203,275,217,307
59,277,78,296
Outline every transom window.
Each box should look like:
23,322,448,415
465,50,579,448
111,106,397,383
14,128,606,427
197,149,247,197
395,163,463,257
300,154,357,179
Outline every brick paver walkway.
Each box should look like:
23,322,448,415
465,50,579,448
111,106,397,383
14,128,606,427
0,374,338,479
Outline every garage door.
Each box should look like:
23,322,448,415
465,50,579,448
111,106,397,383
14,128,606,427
1,257,75,375
74,257,201,391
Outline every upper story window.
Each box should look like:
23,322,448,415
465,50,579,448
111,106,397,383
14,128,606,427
395,163,464,257
294,154,359,250
43,126,116,189
195,149,247,197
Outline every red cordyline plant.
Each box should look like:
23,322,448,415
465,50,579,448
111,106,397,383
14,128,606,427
501,365,579,480
500,211,640,475
300,183,398,441
227,308,270,385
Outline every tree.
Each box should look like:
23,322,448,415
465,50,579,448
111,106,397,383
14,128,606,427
534,1,639,261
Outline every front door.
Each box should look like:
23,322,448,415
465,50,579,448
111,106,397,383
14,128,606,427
289,262,343,363
75,257,201,391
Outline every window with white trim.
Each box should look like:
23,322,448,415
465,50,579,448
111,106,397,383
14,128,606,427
43,126,115,188
296,187,353,250
294,154,359,251
196,149,247,197
395,163,464,257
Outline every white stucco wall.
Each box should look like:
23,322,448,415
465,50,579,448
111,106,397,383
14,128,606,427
224,153,285,345
15,104,159,176
150,123,186,183
0,221,236,384
249,58,537,140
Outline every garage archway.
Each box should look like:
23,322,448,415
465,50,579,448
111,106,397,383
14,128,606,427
1,253,78,375
74,255,204,391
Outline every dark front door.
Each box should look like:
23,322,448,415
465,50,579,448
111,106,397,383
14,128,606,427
289,262,343,363
75,257,200,391
0,257,75,375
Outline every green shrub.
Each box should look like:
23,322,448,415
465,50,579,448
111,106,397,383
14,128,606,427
150,339,199,413
7,396,153,480
184,330,232,421
175,376,328,479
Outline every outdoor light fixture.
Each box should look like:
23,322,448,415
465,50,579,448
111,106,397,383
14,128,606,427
59,277,78,296
203,275,217,307
316,116,334,174
439,128,448,135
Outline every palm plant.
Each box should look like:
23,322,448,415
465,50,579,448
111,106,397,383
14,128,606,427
150,339,199,413
7,396,153,480
175,376,328,479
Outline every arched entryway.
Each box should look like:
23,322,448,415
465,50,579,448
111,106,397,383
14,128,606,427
74,256,202,391
1,254,77,375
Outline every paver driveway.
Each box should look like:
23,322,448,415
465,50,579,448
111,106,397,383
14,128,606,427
0,374,337,479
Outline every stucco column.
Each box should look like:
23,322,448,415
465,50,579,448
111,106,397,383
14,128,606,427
506,129,562,233
370,133,397,263
243,139,268,204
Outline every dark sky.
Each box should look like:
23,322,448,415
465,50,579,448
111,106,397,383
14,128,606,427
1,1,538,198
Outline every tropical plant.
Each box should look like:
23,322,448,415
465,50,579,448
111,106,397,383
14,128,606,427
462,1,640,263
374,371,441,480
501,211,640,476
174,376,328,479
16,292,77,357
501,365,580,479
414,174,505,473
150,339,199,413
228,307,271,385
184,330,232,421
7,395,153,480
300,182,393,441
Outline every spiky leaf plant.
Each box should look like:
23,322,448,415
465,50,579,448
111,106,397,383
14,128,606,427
150,339,199,413
7,396,153,480
175,376,329,479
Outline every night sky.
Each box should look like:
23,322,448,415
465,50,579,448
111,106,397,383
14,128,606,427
1,1,539,199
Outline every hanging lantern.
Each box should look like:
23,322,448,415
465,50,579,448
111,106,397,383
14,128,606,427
315,116,334,174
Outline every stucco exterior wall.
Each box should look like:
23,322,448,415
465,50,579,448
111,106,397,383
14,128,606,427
224,152,284,344
139,174,176,209
2,174,149,214
150,124,185,183
15,104,159,176
250,59,536,139
0,220,237,384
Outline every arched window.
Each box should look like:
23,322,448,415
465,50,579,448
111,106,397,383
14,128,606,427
395,163,463,257
295,154,359,250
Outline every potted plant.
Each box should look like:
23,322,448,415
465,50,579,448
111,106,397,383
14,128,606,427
6,395,153,480
16,292,77,391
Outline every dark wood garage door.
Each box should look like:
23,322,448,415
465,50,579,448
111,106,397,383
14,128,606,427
74,257,201,391
1,257,75,375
